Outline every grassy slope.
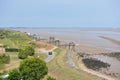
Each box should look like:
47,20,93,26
0,38,17,48
34,53,48,60
0,30,32,73
47,48,99,80
0,30,32,48
0,52,47,74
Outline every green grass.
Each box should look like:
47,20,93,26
0,38,17,48
0,30,32,48
0,30,33,74
7,31,32,47
34,53,48,60
0,52,21,74
47,48,99,80
0,52,47,74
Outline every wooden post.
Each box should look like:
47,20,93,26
49,37,55,44
55,40,60,46
69,42,75,50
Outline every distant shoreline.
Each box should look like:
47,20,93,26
1,27,120,31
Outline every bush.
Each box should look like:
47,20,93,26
5,48,19,52
8,69,20,80
25,45,35,56
19,57,48,80
18,45,35,59
47,76,56,80
0,54,10,64
18,49,28,59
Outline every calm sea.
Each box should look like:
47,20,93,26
12,28,120,52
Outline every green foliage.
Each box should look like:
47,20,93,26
7,31,32,47
0,78,2,80
0,54,10,64
28,42,38,48
0,63,4,69
18,45,35,59
0,38,16,48
47,76,56,80
19,57,48,80
8,69,20,80
0,30,32,48
5,48,19,52
24,45,35,56
0,30,7,39
18,49,28,59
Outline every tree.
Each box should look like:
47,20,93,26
19,57,48,80
8,69,20,80
18,45,35,59
25,45,35,56
18,49,28,59
47,76,56,80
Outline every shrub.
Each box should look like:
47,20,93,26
5,48,19,52
47,76,56,80
0,54,10,64
18,49,28,59
25,45,35,56
19,58,48,80
0,78,2,80
18,45,35,59
8,69,20,80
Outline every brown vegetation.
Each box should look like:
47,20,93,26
35,41,54,50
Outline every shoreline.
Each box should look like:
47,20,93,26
66,48,118,80
13,30,120,80
73,45,120,80
1,29,120,80
76,56,117,80
33,32,120,80
56,37,120,80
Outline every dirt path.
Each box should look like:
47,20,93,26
66,50,79,69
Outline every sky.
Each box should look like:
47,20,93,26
0,0,120,28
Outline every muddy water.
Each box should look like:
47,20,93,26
93,55,120,74
12,28,120,52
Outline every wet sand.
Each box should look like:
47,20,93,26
100,36,120,46
76,45,112,54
